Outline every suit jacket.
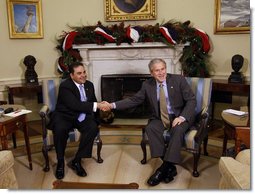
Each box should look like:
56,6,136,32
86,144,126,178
51,77,99,124
115,74,196,125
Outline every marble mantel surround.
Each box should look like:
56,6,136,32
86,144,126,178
73,42,184,100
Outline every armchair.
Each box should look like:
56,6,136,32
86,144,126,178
140,77,212,177
219,149,250,189
39,78,103,172
0,150,18,189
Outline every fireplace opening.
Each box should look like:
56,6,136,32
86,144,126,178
101,74,152,118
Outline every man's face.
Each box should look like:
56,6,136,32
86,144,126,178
70,65,87,84
150,62,167,83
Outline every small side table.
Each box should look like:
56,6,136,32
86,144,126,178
221,107,249,156
0,105,32,170
235,126,250,154
212,80,250,120
7,84,42,104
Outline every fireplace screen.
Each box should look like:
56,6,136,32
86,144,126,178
101,74,152,118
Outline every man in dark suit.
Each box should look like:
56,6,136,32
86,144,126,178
105,58,196,186
50,62,107,179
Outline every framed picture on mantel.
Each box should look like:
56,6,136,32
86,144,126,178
104,0,156,21
214,0,250,34
6,0,44,39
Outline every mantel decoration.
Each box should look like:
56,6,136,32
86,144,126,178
56,20,212,78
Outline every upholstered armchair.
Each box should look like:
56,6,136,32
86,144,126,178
0,150,18,189
219,149,250,189
39,78,103,172
140,77,212,177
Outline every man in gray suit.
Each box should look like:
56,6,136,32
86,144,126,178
104,58,196,186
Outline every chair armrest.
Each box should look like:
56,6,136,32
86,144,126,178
219,156,250,189
39,104,49,117
39,105,50,139
193,111,210,144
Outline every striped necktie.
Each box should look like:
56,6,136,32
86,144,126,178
159,83,170,128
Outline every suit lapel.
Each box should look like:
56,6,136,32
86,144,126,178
69,78,81,99
166,75,175,112
148,79,159,117
83,82,91,100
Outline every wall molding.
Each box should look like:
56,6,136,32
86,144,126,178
0,76,59,101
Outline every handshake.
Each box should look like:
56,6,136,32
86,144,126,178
97,101,113,112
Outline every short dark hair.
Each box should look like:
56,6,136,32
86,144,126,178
68,62,84,74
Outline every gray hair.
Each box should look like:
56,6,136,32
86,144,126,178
148,58,167,71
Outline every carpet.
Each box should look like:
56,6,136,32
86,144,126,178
13,144,220,189
208,119,225,139
13,117,226,159
11,120,223,189
17,118,225,138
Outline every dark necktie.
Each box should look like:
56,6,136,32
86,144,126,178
159,83,170,128
78,84,87,122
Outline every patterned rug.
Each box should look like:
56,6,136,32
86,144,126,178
12,117,226,161
17,118,226,138
14,145,220,189
12,120,223,189
11,140,224,159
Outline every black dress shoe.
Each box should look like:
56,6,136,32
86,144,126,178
55,161,65,179
147,169,166,186
69,160,87,177
164,165,177,183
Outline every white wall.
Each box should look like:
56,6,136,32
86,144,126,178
0,0,250,98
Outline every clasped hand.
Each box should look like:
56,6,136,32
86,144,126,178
98,101,112,112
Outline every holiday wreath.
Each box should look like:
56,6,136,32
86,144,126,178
56,21,212,78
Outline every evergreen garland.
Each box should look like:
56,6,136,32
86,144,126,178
56,21,212,78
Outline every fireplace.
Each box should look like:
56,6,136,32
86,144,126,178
73,42,183,101
101,74,152,118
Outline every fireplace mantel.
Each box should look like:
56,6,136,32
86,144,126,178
73,42,170,49
73,42,183,100
73,42,184,64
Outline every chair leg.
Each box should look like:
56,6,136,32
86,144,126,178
42,141,50,172
140,137,147,164
203,135,209,156
192,151,201,177
96,136,103,163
